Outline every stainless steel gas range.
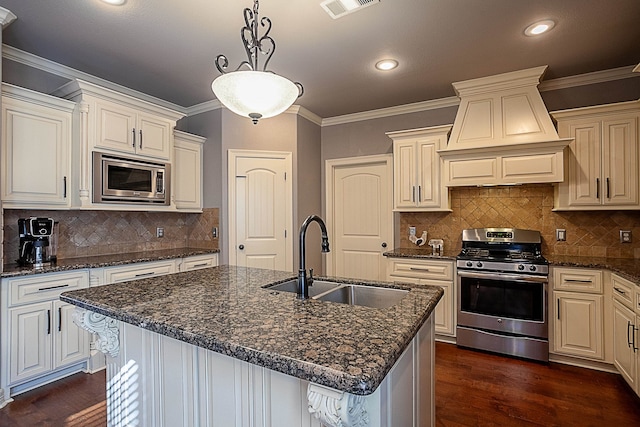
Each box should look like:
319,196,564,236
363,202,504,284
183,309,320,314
456,228,549,362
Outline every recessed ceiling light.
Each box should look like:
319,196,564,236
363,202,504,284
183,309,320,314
101,0,126,5
524,20,555,36
375,59,399,71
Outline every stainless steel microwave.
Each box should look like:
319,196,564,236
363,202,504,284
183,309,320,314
93,152,170,205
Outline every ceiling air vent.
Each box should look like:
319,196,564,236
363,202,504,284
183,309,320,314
321,0,380,19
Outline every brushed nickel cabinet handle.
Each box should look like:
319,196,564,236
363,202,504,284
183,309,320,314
613,287,626,295
132,128,136,148
139,129,143,149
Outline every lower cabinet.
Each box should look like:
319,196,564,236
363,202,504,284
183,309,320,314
179,253,219,272
387,258,456,337
551,267,605,361
612,273,639,396
1,270,90,399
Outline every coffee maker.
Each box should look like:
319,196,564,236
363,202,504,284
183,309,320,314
18,217,57,267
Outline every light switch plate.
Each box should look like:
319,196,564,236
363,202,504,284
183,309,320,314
620,230,632,243
556,229,566,241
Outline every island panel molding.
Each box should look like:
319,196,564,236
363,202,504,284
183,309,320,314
72,308,120,357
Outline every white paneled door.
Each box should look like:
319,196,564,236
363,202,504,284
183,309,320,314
326,155,393,281
229,150,292,271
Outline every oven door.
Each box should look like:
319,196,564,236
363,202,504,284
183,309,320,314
457,270,548,339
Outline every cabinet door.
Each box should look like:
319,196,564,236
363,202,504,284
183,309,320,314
95,99,137,154
393,141,417,208
602,115,638,206
613,300,637,390
2,97,71,207
422,279,455,336
417,139,439,208
137,113,172,160
174,137,202,210
53,301,90,369
562,120,602,206
553,291,604,360
10,302,52,384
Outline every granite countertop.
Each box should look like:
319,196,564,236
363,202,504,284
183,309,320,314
383,247,457,260
1,247,220,278
60,265,443,396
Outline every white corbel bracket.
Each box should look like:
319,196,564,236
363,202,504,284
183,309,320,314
307,383,369,427
72,308,120,357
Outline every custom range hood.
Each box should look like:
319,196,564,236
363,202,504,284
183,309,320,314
439,66,572,186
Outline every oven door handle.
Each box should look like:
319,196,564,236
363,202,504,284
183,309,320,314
457,270,548,283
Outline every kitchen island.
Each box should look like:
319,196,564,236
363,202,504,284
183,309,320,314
61,265,442,427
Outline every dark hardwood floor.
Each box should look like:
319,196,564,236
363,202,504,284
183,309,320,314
1,342,639,426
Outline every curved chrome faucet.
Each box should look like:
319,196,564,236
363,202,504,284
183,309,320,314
298,215,330,299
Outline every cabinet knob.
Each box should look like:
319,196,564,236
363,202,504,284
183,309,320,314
381,242,387,248
239,244,245,250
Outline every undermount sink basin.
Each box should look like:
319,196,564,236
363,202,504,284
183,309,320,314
265,279,341,297
316,284,408,309
265,280,408,309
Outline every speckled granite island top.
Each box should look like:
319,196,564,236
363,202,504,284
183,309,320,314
1,248,219,278
60,265,442,395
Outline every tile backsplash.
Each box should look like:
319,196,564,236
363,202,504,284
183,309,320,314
3,208,219,264
400,184,640,259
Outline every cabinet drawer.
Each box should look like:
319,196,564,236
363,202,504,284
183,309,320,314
7,270,89,306
553,267,603,293
104,260,177,284
180,254,218,272
612,274,635,309
388,259,454,281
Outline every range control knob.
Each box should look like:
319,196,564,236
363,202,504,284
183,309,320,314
518,264,525,271
466,261,473,267
529,265,537,272
476,261,483,268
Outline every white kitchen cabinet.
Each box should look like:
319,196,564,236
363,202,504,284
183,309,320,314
1,270,90,398
103,259,178,284
553,100,640,210
173,130,205,211
387,257,456,337
1,83,75,208
179,253,219,272
551,267,604,361
95,98,173,160
611,273,639,396
387,125,452,211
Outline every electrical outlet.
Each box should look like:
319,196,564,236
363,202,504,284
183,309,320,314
556,229,566,241
156,227,164,238
212,227,218,238
620,230,632,243
409,226,416,236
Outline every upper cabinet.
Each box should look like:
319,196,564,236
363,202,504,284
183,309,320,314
95,99,173,160
552,100,640,210
388,125,452,211
173,130,205,211
2,84,75,209
54,79,183,162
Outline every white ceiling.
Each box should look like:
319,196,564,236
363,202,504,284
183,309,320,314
1,0,639,118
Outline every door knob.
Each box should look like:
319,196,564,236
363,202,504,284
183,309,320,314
238,244,245,250
381,242,387,248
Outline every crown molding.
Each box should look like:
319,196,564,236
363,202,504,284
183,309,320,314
287,105,322,126
185,99,222,116
538,65,637,92
2,44,188,114
3,44,637,127
321,97,460,127
0,7,16,28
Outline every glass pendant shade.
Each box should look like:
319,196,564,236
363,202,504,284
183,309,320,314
212,71,300,122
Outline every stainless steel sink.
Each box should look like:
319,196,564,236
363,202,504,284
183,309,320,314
265,279,341,297
316,284,408,309
266,280,408,309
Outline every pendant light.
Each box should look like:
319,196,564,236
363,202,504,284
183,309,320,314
212,0,303,124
